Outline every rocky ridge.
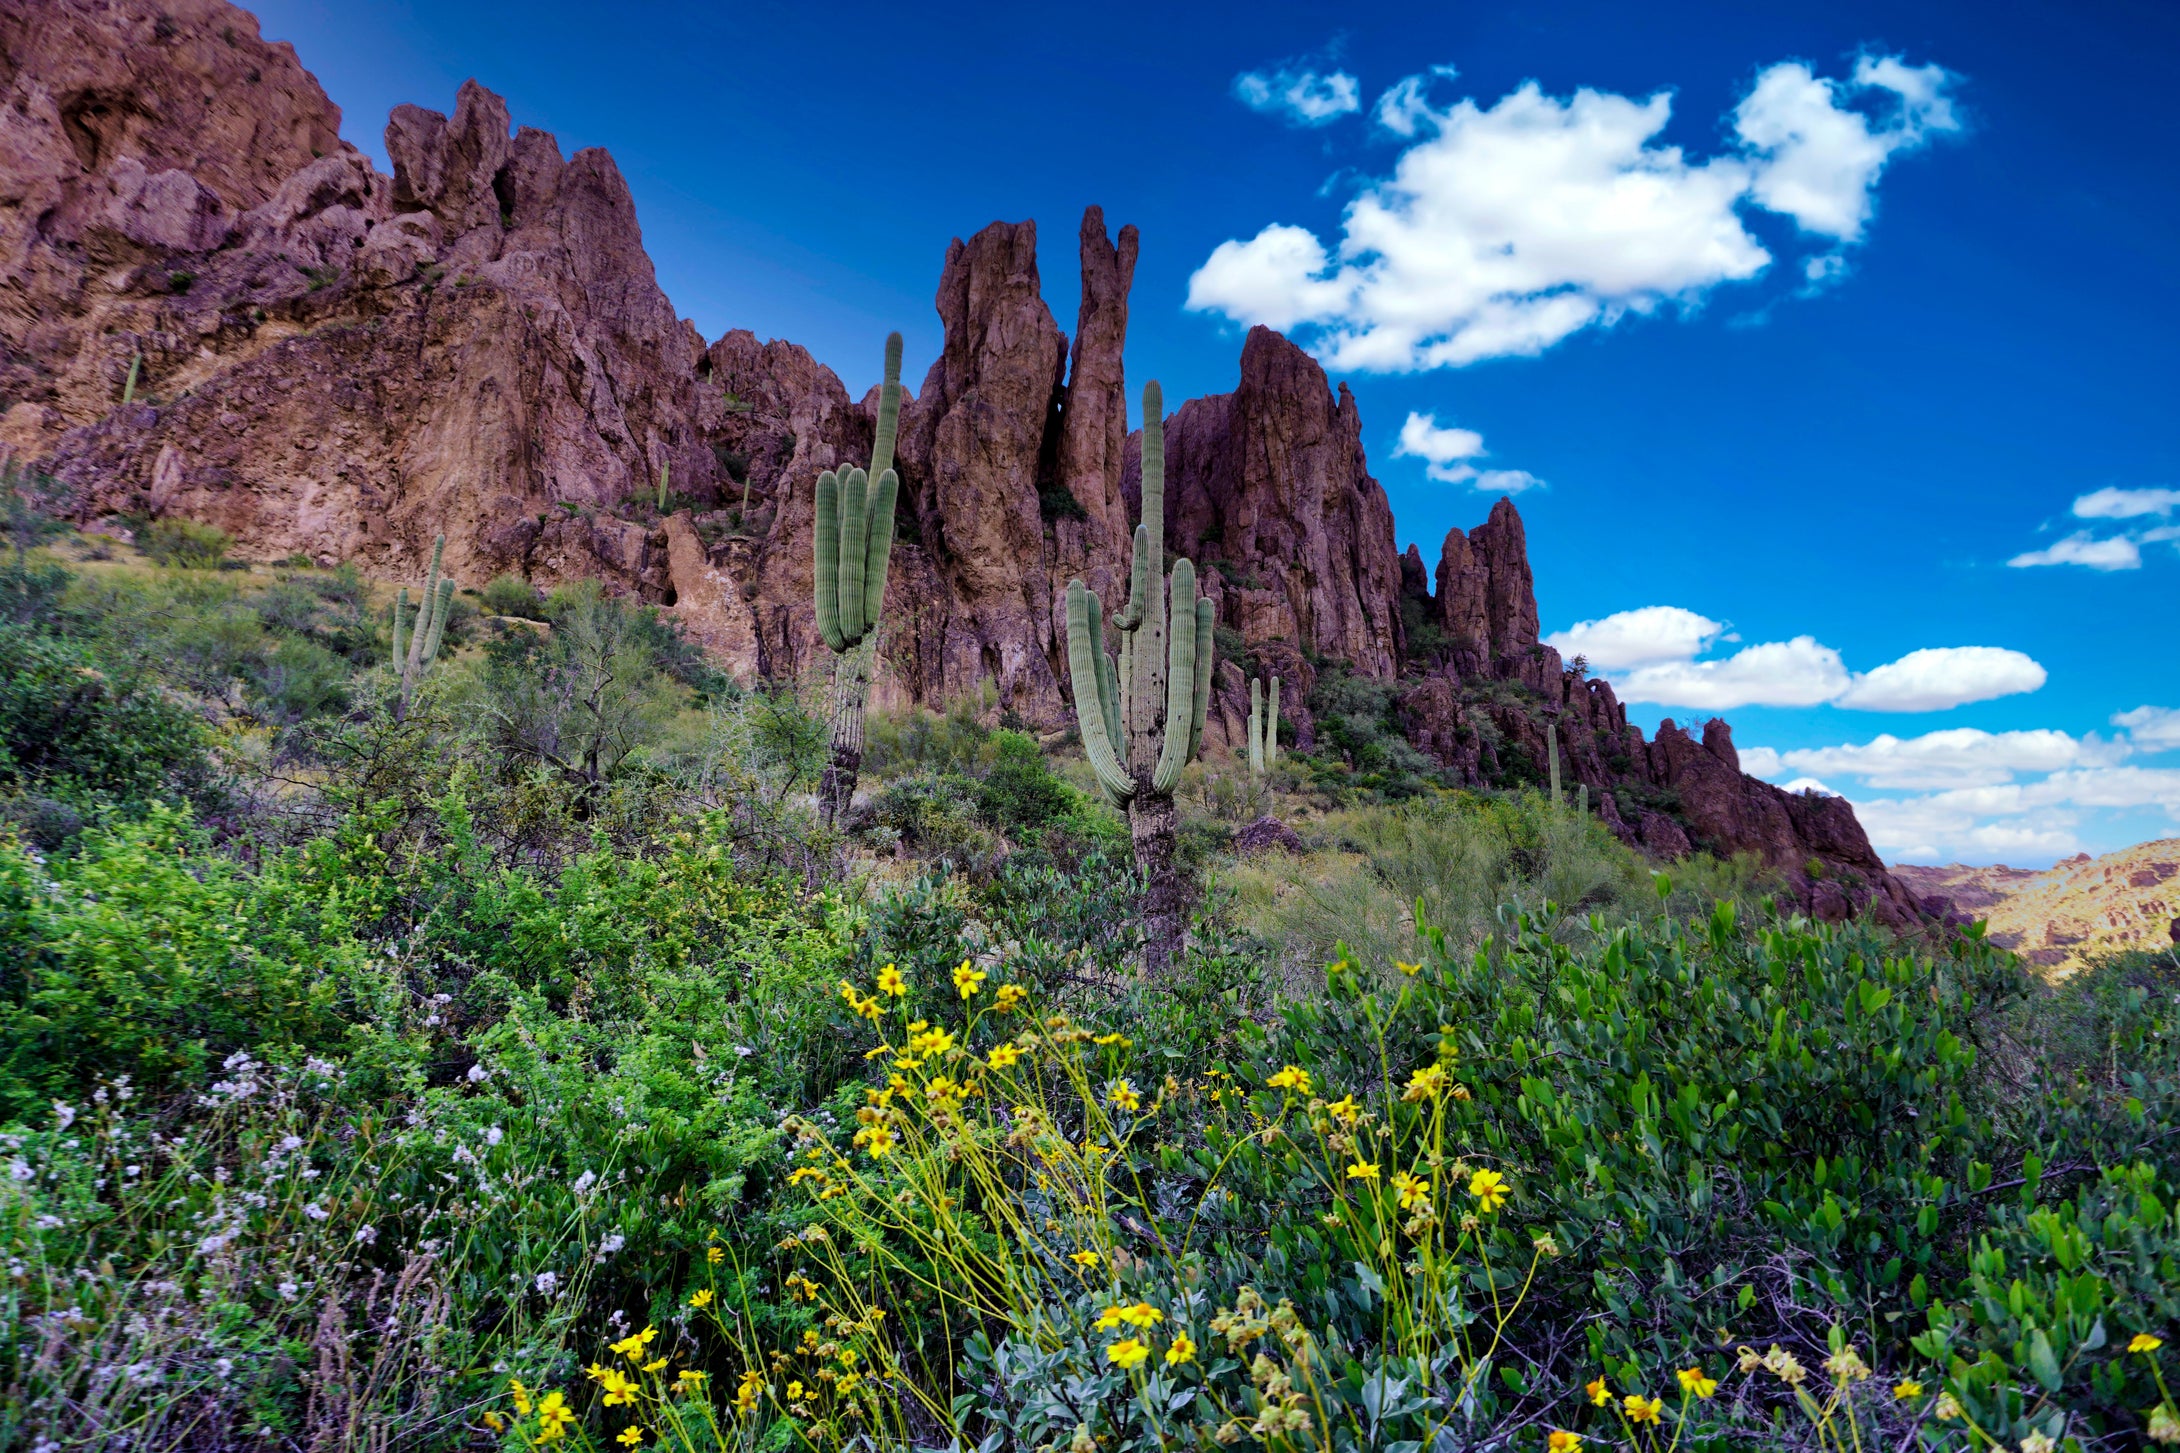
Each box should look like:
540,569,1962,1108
0,0,1921,921
1894,845,2180,975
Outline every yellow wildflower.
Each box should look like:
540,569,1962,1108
1095,1305,1126,1331
1070,1249,1101,1269
988,1044,1023,1069
1393,1171,1432,1211
1586,1377,1611,1407
535,1391,575,1442
876,964,906,997
734,1373,763,1414
855,1125,895,1156
1107,1078,1143,1112
1893,1379,1923,1400
706,1246,725,1265
1677,1366,1718,1399
2131,1334,2166,1354
674,1370,706,1395
1327,1095,1361,1126
787,1380,806,1400
1467,1167,1510,1213
611,1325,659,1362
1623,1393,1663,1424
1402,1063,1447,1101
1107,1338,1151,1369
511,1378,535,1415
1119,1302,1164,1328
1548,1433,1583,1453
953,960,988,999
1094,1032,1132,1047
1346,1160,1381,1182
597,1367,640,1405
1396,960,1422,976
995,984,1026,1012
643,1356,668,1373
484,1411,506,1433
617,1428,644,1447
1167,1333,1196,1366
1268,1065,1313,1095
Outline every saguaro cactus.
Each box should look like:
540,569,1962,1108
813,332,903,826
393,533,455,718
1063,381,1214,973
1247,674,1281,776
1546,717,1563,811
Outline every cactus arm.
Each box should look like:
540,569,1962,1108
1066,581,1136,803
838,467,870,644
1189,595,1213,761
1118,626,1133,735
391,587,409,669
1267,675,1280,769
872,332,903,480
863,467,897,632
1150,559,1198,794
1547,719,1561,809
423,577,456,665
1088,599,1122,756
1115,523,1149,631
658,460,670,512
813,470,844,651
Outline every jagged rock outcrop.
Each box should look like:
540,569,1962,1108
0,0,1929,922
1154,326,1406,680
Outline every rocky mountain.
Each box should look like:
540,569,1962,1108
0,0,1922,923
1895,845,2180,976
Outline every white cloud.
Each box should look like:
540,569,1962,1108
2115,705,2180,751
1392,411,1544,492
1778,776,1837,796
1573,609,2044,714
1546,606,1726,671
1190,54,1960,371
1233,66,1361,126
2007,532,2142,571
2073,486,2180,520
1750,727,2104,790
1618,636,1851,711
1733,56,1958,242
1831,646,2046,712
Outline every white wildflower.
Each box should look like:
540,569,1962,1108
534,1270,559,1295
466,1064,489,1083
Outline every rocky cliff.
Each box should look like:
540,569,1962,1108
0,0,1922,921
1895,845,2180,975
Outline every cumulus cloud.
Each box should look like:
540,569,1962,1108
2006,532,2142,571
2115,705,2180,751
1233,65,1361,126
1750,728,2103,791
1831,646,2046,712
1191,53,1960,371
2073,486,2180,520
1392,411,1544,491
1732,56,1958,242
1546,606,1725,671
1560,607,2043,713
1617,636,1850,711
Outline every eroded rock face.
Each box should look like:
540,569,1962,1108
1155,326,1406,680
1,0,1927,921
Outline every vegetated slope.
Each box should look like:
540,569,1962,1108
1894,839,2180,975
0,0,1920,922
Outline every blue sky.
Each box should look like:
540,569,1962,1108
251,0,2180,866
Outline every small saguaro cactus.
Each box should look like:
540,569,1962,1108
1063,380,1214,973
1247,674,1281,776
657,460,671,513
1546,717,1562,809
392,533,455,718
812,332,904,826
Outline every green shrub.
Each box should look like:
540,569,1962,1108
140,516,233,569
480,571,546,620
0,622,208,805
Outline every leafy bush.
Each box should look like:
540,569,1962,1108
0,622,208,807
140,516,234,569
480,571,547,620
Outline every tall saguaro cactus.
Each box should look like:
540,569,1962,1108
1247,674,1281,776
813,332,903,826
393,533,455,718
1063,381,1214,973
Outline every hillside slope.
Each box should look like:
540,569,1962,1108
1895,842,2180,974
